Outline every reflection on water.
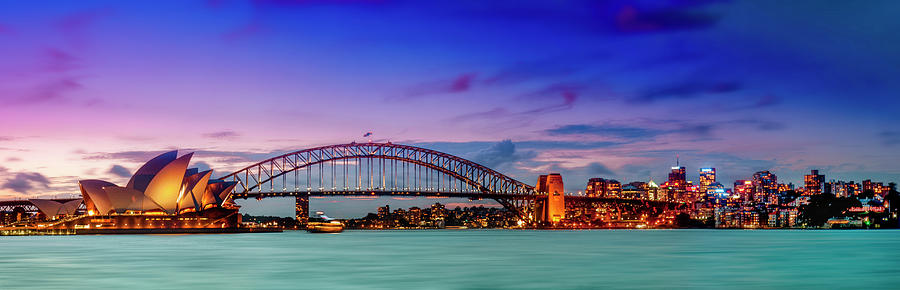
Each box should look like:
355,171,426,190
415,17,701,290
2,230,899,289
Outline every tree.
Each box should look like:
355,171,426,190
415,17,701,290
799,194,862,227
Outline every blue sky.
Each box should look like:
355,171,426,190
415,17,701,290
1,0,899,217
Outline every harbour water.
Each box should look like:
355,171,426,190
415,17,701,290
1,230,899,289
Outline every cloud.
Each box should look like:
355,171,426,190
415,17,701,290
633,81,740,103
730,119,786,131
203,130,241,139
82,149,284,167
483,53,606,85
56,9,111,48
880,131,900,146
44,48,80,73
471,140,536,168
546,124,663,140
397,73,477,99
545,122,714,141
6,157,22,162
614,4,721,34
0,136,13,142
223,17,264,41
107,165,131,178
754,95,781,107
193,161,212,172
586,162,615,176
1,172,51,193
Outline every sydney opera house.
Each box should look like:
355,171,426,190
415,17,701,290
11,151,262,234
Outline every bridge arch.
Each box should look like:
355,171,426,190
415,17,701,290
220,143,539,218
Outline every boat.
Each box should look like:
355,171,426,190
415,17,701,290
306,212,344,233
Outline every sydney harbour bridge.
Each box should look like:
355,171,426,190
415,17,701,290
1,142,676,226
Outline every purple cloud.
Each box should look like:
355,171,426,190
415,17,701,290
1,172,51,193
396,72,477,99
55,9,111,48
471,140,536,168
632,81,740,103
587,162,615,176
614,5,720,34
108,165,131,178
203,130,241,139
43,48,80,73
880,131,900,146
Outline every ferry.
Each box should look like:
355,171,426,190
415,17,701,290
306,212,344,233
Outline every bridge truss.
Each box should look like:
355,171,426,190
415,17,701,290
221,143,540,221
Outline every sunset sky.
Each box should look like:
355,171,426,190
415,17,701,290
2,1,899,217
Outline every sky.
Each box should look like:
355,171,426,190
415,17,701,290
1,0,899,217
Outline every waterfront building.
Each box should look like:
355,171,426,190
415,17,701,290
804,170,825,195
18,151,245,232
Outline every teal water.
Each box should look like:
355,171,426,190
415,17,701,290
1,230,899,289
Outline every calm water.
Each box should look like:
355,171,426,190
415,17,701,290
1,230,899,289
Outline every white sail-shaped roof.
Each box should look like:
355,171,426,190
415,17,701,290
179,170,211,211
59,199,83,216
206,181,237,207
30,199,65,217
143,153,193,213
127,150,178,192
104,186,161,213
79,180,116,215
217,182,237,206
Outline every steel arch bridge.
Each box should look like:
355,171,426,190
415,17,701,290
221,142,540,221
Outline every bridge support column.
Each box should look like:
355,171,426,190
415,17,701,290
295,194,309,229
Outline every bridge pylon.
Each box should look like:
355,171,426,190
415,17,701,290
295,194,309,229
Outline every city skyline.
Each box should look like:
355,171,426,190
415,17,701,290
2,1,900,217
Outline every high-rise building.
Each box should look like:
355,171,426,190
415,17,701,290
804,170,825,195
752,171,778,205
705,182,726,205
699,168,716,193
585,178,621,198
734,180,753,202
537,173,565,223
668,166,687,189
666,166,687,202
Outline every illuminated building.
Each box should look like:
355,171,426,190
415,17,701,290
827,180,859,198
537,173,565,223
29,199,83,220
699,168,716,193
585,178,621,198
752,171,778,205
647,180,660,201
862,180,889,196
621,182,648,199
734,180,753,202
25,151,246,232
804,170,825,195
668,166,687,189
667,166,687,201
705,182,726,206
